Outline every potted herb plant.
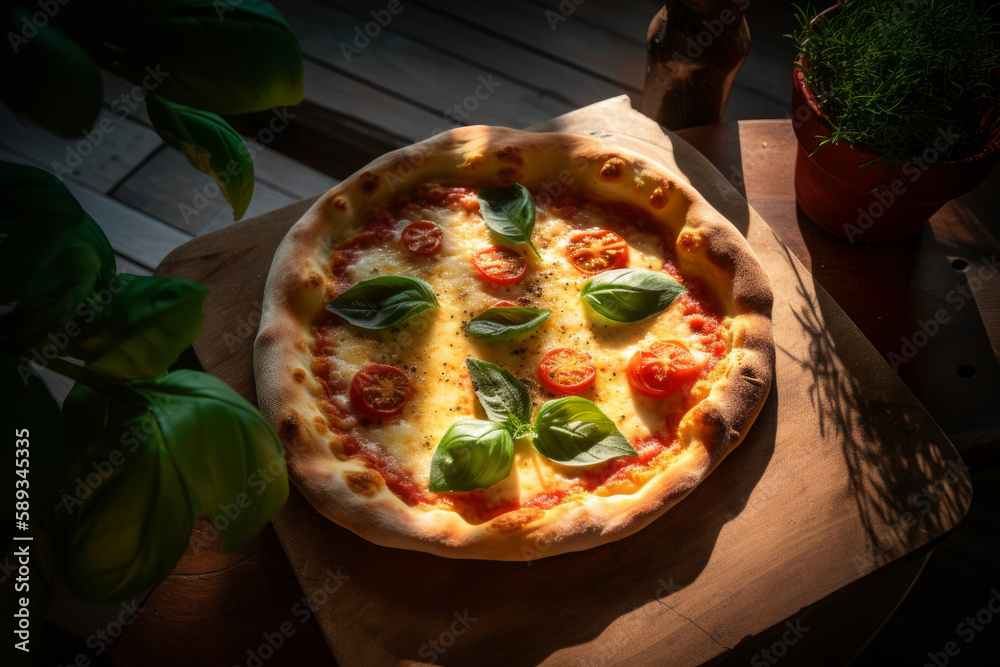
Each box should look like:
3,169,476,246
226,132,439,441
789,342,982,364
789,1,1000,243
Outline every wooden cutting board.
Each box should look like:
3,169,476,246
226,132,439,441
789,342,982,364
156,97,972,666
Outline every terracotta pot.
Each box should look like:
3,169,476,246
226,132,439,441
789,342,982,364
791,6,1000,243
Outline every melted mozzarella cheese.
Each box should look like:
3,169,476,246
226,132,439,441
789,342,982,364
320,195,720,508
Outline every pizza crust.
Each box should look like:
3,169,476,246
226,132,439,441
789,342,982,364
254,126,773,560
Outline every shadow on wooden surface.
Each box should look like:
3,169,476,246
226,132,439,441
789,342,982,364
776,239,969,567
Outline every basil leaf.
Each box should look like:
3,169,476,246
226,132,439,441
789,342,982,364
464,307,550,340
534,397,638,466
580,268,687,322
0,162,116,348
477,183,541,258
466,358,531,425
146,95,255,221
64,275,210,381
429,420,514,492
326,276,438,329
88,0,303,116
62,369,287,602
0,9,102,137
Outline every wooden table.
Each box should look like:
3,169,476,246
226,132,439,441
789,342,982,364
107,100,994,666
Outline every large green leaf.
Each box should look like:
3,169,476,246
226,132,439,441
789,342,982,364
62,382,123,448
0,237,104,351
146,95,254,220
60,406,197,602
534,397,638,466
62,369,287,601
477,184,541,258
580,268,687,323
0,161,115,303
87,0,303,115
0,7,102,137
325,276,439,329
65,275,209,380
463,307,551,341
465,358,531,425
429,420,514,492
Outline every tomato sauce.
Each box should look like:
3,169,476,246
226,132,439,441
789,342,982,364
447,493,521,523
339,432,432,508
581,435,678,492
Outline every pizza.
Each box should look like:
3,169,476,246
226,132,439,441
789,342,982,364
253,126,773,560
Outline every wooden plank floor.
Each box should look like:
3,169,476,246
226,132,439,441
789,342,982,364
2,2,996,665
0,0,791,276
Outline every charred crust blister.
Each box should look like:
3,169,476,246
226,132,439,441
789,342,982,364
360,171,381,195
497,166,519,184
487,508,543,534
495,146,523,165
677,230,699,252
343,469,384,497
599,157,626,182
462,153,484,170
278,413,300,442
312,415,328,435
649,186,668,209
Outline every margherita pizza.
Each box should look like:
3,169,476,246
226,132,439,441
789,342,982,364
254,127,773,560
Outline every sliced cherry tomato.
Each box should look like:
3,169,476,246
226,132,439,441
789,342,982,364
472,246,526,285
401,221,443,255
625,341,702,399
565,229,629,274
648,340,702,383
350,365,413,417
491,300,517,307
538,347,596,395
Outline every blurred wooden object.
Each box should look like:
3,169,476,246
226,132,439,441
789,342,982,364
642,1,751,129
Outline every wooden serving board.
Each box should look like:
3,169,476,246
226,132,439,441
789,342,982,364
156,97,972,665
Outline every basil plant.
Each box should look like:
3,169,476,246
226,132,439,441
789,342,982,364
1,0,304,221
0,0,304,604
